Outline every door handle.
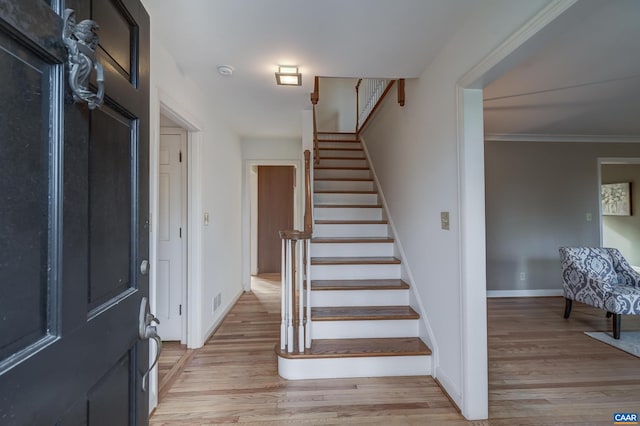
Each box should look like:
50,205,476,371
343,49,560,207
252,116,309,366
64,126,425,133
139,297,162,392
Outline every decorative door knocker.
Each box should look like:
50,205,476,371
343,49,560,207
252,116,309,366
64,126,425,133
62,9,104,109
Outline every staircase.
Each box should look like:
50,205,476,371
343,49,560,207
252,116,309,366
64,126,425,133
276,132,432,380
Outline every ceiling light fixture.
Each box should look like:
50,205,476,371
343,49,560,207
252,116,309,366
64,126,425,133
217,65,234,76
275,65,301,86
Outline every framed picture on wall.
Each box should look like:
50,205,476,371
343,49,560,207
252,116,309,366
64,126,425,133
601,182,631,216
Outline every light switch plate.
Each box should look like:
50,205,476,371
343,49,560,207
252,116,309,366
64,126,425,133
441,212,450,230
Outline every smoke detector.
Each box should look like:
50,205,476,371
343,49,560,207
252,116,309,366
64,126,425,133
217,65,234,76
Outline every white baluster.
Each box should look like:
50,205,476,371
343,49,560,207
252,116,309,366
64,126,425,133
297,239,304,353
280,239,286,351
305,238,312,349
286,240,294,353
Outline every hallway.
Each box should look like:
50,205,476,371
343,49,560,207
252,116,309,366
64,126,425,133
150,275,471,425
151,276,640,425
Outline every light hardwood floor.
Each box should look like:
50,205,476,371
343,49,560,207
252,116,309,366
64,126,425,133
151,277,640,425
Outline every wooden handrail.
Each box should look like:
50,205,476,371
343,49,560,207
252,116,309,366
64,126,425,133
310,76,319,105
312,104,319,165
303,150,312,234
355,78,362,131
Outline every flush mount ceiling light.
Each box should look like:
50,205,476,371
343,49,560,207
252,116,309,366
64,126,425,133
275,65,301,86
217,65,234,76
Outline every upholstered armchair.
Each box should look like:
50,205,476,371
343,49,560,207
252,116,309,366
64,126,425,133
559,247,640,339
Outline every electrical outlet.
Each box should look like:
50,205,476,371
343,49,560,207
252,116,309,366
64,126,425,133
586,213,592,222
520,272,526,281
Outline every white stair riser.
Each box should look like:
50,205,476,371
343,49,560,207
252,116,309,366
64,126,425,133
278,355,431,380
313,223,389,238
314,192,378,205
309,289,409,307
311,242,393,257
314,169,371,179
315,180,374,191
311,319,418,339
311,264,401,280
318,142,361,149
318,149,364,158
317,135,357,142
318,158,368,168
314,207,382,221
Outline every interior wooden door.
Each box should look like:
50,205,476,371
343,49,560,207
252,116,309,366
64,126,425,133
257,166,294,274
0,0,150,424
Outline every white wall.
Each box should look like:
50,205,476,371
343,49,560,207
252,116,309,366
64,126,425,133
316,78,358,132
360,0,551,418
145,0,244,354
241,138,303,290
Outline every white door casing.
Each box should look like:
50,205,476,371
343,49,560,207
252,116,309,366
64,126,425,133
158,128,187,341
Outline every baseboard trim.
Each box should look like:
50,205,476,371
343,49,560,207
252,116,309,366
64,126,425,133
487,289,563,298
203,289,244,343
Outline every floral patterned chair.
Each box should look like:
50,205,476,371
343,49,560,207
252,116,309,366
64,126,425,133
559,247,640,339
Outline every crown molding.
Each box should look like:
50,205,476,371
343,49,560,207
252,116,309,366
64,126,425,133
484,133,640,143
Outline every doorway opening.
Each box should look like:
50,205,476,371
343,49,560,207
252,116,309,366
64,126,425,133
598,158,640,270
248,162,299,286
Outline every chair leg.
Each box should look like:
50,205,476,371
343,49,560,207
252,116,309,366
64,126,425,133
563,298,572,319
606,311,613,318
612,313,621,340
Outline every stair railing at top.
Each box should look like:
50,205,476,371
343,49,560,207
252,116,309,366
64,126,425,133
356,78,405,134
279,150,312,354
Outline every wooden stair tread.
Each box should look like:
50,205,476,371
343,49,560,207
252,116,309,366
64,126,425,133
314,177,373,181
312,237,394,244
319,146,362,151
311,279,409,291
315,204,382,208
315,166,369,170
314,220,388,224
276,337,430,359
311,256,400,265
314,190,377,194
318,156,366,160
318,139,360,146
312,306,418,321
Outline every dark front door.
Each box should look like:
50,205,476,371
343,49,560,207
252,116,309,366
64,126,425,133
0,1,150,424
258,166,294,274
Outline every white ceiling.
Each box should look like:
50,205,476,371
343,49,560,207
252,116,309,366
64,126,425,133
143,0,483,138
145,1,640,140
484,0,640,137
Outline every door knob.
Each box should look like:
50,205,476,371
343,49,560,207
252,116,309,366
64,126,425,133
140,260,149,275
138,297,162,392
